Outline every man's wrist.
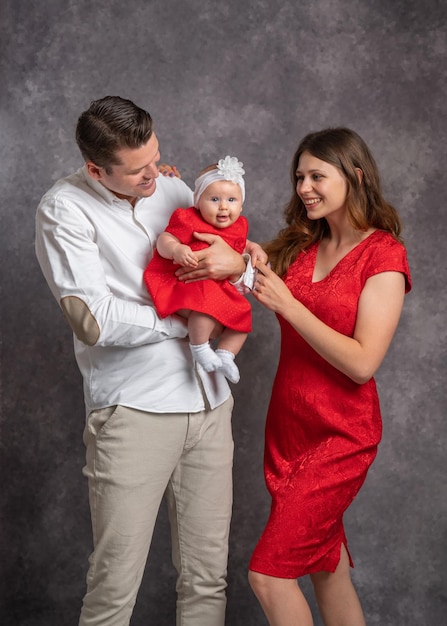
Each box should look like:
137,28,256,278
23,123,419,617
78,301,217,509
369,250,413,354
229,253,249,284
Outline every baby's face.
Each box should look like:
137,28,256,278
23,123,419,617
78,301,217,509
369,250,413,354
197,180,243,229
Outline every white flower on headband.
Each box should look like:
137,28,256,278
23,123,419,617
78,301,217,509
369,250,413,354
217,156,245,182
193,156,246,206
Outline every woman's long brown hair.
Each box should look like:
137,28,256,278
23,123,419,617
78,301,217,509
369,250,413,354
264,128,403,277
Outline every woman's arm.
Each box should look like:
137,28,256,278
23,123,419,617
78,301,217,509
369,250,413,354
252,261,406,384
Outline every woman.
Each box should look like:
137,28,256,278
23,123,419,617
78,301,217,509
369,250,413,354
249,128,411,626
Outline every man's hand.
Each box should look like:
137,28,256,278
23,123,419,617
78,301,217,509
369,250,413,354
175,232,246,283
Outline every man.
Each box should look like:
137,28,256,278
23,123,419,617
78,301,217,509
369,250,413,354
35,96,263,626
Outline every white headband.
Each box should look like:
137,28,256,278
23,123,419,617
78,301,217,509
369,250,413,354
193,155,245,207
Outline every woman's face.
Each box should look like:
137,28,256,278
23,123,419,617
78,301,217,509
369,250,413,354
295,151,348,222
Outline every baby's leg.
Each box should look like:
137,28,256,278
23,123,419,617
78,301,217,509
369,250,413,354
188,312,222,372
175,308,190,320
217,330,248,357
215,331,248,384
188,312,218,345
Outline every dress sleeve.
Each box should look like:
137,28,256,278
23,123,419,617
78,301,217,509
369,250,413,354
364,235,412,293
233,215,249,254
165,207,195,244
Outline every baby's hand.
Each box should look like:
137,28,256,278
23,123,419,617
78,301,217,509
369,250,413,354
173,244,199,268
245,240,268,266
158,163,182,179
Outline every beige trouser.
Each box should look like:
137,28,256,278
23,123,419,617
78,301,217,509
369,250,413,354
79,397,234,626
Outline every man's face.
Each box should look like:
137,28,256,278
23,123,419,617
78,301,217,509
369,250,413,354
87,133,161,205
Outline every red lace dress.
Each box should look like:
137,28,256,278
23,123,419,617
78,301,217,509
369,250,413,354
249,230,411,578
144,207,251,332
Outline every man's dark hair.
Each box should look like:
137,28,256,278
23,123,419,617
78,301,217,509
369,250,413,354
76,96,153,173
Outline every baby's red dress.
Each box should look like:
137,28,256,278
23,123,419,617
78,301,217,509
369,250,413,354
144,206,251,332
249,230,411,578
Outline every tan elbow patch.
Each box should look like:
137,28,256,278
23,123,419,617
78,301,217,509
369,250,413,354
60,296,100,346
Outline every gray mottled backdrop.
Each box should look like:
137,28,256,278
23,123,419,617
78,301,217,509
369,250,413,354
1,0,446,624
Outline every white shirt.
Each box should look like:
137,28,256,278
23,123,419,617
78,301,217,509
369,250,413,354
35,166,232,415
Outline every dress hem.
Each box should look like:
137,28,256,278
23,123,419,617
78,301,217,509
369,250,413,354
248,540,354,579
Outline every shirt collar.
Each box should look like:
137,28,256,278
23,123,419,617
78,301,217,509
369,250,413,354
80,165,133,207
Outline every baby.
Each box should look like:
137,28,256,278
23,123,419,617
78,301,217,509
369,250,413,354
144,156,253,383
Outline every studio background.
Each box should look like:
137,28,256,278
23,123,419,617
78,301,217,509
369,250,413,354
1,0,446,624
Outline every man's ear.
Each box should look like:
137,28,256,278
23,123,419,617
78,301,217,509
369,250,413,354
86,161,103,180
355,167,363,184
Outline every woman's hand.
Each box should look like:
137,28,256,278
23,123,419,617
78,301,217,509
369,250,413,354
175,232,246,283
252,261,296,314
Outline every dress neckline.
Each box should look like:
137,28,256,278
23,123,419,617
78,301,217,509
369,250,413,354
311,229,381,284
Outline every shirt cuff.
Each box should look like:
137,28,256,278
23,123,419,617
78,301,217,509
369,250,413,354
153,313,188,338
229,253,256,291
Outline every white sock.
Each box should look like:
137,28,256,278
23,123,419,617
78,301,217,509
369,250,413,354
190,342,222,372
215,349,240,384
